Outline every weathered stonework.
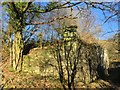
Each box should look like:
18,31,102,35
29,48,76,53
61,26,110,84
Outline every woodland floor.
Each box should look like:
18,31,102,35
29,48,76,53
1,41,120,89
1,62,120,89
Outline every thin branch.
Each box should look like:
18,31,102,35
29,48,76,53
104,13,118,23
101,30,116,37
27,2,82,13
26,15,77,25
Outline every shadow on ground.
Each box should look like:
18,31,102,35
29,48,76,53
109,67,120,84
108,62,120,88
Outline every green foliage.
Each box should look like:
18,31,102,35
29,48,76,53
14,2,27,12
8,66,15,72
63,26,78,47
47,2,58,10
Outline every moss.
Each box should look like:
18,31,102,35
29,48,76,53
8,66,15,72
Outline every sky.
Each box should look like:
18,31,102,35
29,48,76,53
33,1,119,40
91,8,118,40
1,1,119,41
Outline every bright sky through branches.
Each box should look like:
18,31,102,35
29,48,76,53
1,1,119,40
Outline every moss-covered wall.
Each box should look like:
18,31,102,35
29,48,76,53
62,26,109,84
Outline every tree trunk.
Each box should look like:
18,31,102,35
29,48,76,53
15,31,23,71
9,35,13,67
39,32,42,49
12,38,16,70
12,31,23,72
